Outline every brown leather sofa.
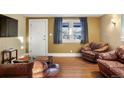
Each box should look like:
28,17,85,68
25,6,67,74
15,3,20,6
97,46,124,78
81,42,109,63
0,57,48,78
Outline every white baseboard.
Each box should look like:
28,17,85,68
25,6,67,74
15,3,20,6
47,53,81,57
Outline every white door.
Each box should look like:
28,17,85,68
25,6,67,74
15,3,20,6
29,19,48,57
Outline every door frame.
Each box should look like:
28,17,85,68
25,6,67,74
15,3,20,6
28,19,48,56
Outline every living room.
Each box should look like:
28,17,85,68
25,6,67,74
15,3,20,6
0,14,124,78
1,0,124,93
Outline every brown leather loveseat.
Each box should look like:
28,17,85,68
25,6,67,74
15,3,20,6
0,56,48,78
97,46,124,78
81,42,109,63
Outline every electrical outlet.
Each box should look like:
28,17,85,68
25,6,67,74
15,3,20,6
49,33,53,36
70,50,73,53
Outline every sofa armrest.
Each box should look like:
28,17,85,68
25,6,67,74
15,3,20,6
94,45,109,53
81,43,90,50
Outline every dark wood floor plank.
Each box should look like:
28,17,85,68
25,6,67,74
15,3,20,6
53,57,104,78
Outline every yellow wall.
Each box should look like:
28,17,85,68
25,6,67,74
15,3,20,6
0,14,26,63
26,17,100,53
88,17,100,42
48,17,100,53
100,14,122,49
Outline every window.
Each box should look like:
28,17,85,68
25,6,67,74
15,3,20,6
54,17,88,44
62,19,82,43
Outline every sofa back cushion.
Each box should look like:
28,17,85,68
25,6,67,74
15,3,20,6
116,46,124,64
98,50,117,61
90,42,108,50
89,42,96,50
96,42,108,49
94,45,109,53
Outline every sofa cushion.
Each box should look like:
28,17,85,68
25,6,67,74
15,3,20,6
90,42,108,50
110,67,124,78
98,51,117,61
116,46,124,64
118,59,124,64
97,59,124,69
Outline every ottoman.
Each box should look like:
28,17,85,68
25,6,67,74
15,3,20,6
44,64,60,77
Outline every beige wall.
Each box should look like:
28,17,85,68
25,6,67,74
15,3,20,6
100,14,123,49
48,17,100,53
0,14,26,63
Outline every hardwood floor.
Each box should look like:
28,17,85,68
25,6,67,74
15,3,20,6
53,57,104,78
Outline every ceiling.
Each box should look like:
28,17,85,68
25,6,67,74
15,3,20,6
23,14,103,17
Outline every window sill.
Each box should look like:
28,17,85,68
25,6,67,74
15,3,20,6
62,40,81,43
120,37,124,41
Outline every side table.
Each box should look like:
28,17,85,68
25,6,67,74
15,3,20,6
1,48,18,64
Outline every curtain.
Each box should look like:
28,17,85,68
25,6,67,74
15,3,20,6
80,17,88,44
54,17,63,44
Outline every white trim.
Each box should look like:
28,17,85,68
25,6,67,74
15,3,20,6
45,19,48,56
47,53,81,57
23,14,103,17
120,37,124,41
62,39,81,43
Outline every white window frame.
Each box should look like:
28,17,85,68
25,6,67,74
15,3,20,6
62,19,82,43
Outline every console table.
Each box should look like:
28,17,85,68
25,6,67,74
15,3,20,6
1,48,18,64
